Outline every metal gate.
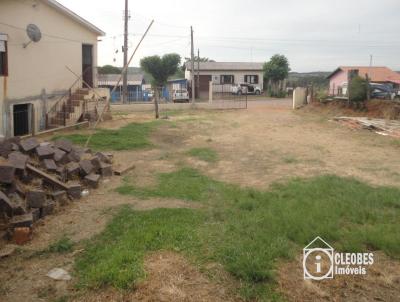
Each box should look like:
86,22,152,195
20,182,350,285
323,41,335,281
212,84,247,109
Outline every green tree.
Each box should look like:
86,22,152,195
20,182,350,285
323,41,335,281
98,65,121,74
181,57,215,72
263,54,290,97
140,54,181,119
184,56,215,63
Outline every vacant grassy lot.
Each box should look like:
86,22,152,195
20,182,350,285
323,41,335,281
76,168,400,300
2,100,400,302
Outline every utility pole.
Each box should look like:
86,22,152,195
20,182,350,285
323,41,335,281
191,26,195,104
369,54,373,67
122,0,129,104
197,48,200,97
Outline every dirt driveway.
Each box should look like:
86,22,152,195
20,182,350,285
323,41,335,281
1,98,399,302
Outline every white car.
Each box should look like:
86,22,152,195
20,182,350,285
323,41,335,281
173,89,189,103
231,83,262,95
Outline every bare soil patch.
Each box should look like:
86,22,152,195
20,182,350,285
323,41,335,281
304,99,400,120
277,252,400,302
75,252,242,302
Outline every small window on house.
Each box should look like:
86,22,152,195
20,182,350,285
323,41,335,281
245,75,259,84
0,34,8,76
220,75,234,84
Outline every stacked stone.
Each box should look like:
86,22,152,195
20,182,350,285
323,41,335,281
0,137,113,244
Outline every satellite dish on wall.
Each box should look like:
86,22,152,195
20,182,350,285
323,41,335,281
23,24,42,48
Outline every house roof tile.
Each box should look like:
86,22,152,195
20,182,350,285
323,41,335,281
328,66,400,84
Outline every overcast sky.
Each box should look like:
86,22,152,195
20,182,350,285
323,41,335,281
58,0,400,72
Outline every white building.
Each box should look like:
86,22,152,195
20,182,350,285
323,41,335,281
0,0,105,138
185,62,264,98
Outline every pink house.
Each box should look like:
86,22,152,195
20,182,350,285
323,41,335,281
327,66,400,96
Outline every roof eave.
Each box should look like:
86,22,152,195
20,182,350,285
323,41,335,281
44,0,105,36
327,67,343,79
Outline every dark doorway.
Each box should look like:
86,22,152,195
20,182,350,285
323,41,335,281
194,75,212,98
82,44,93,88
13,104,30,136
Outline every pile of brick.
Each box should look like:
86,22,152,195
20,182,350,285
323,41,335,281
0,137,113,244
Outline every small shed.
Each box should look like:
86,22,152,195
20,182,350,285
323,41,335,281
98,74,145,102
163,79,188,101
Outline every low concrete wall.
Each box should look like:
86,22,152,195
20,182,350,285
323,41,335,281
111,100,245,113
293,88,307,109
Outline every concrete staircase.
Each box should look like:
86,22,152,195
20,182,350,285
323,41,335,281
47,88,90,129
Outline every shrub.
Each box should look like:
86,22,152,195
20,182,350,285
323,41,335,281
315,89,329,102
349,76,367,103
268,90,287,98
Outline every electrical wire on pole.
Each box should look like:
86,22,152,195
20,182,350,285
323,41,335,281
191,26,195,104
122,0,129,104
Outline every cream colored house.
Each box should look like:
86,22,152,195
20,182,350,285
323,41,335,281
185,62,264,98
0,0,105,138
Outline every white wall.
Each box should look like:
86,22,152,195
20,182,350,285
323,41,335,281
187,70,264,90
0,0,101,137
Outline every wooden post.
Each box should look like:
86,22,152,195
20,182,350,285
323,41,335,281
63,103,66,126
209,81,213,104
347,71,351,107
190,26,195,105
154,87,159,119
197,49,200,99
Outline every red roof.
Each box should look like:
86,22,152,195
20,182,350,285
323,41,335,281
328,66,400,84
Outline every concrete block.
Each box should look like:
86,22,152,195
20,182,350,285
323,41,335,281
67,150,81,163
85,173,100,189
66,162,80,179
0,191,13,217
51,191,67,206
90,156,101,172
40,201,55,218
99,162,113,177
11,143,20,151
36,145,55,159
0,140,15,158
10,213,33,228
53,148,67,163
9,193,27,216
43,159,57,172
79,159,94,176
0,160,16,184
54,139,73,153
19,138,39,153
26,190,46,208
31,208,40,222
67,183,81,199
96,152,112,164
8,152,28,171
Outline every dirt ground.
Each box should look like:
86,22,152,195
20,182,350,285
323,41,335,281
1,98,400,302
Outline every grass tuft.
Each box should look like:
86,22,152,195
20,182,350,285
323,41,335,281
53,121,162,151
48,236,74,253
187,147,218,162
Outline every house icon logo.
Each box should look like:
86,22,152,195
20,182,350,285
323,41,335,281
303,237,334,280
